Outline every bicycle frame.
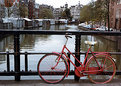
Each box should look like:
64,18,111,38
55,44,110,73
60,45,94,70
53,36,112,76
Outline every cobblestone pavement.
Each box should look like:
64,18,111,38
0,79,121,86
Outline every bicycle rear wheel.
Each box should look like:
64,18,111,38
86,54,116,84
37,53,68,84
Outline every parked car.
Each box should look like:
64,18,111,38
78,23,86,27
95,27,100,31
84,25,92,29
105,27,113,31
96,26,113,31
90,25,97,30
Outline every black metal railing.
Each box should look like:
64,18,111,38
0,29,121,81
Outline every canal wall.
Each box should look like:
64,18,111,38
78,26,119,42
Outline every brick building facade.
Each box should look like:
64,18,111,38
28,0,35,19
110,0,121,30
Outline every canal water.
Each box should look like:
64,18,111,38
0,24,120,80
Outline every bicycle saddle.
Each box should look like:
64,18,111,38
85,41,97,46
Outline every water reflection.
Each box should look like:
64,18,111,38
81,35,117,52
0,24,120,79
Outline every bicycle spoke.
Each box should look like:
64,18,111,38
54,68,66,71
103,65,114,70
100,56,105,67
103,56,107,69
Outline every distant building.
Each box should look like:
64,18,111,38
60,6,66,12
110,0,121,30
10,0,20,17
0,0,4,28
0,0,4,4
65,2,68,9
18,0,28,18
39,4,54,12
35,3,39,18
39,4,54,19
19,0,29,6
53,3,69,19
0,0,5,18
28,0,35,19
70,2,82,20
53,8,61,19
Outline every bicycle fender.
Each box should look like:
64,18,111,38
52,52,70,77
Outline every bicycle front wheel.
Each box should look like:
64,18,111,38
37,53,68,84
86,54,116,84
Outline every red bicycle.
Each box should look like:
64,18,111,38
37,34,116,84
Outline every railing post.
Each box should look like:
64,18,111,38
25,52,28,72
75,34,81,81
7,51,10,72
14,32,20,81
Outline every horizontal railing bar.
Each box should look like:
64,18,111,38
0,52,53,55
0,71,121,75
0,52,121,55
0,71,74,76
0,29,121,36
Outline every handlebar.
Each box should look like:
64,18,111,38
65,35,72,39
65,33,72,39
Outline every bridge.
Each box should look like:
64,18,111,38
0,29,121,82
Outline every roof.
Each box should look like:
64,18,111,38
35,19,43,21
23,18,32,21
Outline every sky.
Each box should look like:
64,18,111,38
35,0,92,8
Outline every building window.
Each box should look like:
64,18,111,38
116,10,119,18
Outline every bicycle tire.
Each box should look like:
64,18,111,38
37,53,68,84
86,54,116,84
